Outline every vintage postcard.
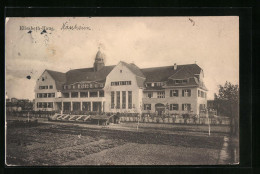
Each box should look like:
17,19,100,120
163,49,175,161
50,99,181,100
5,17,239,166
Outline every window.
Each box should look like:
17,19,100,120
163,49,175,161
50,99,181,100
182,104,191,111
71,92,79,98
122,91,126,109
183,79,188,83
80,92,88,98
182,89,191,97
49,85,53,89
146,83,151,87
100,84,104,87
120,70,122,73
144,104,151,110
170,90,179,97
170,104,179,111
78,84,81,89
116,91,120,109
43,102,47,108
39,85,48,89
175,80,182,84
156,82,164,86
38,103,42,108
63,93,69,98
43,93,47,98
157,91,165,98
90,91,98,97
200,104,206,111
111,81,131,86
201,91,204,98
111,92,115,109
198,90,201,97
51,93,55,97
99,90,104,97
147,92,153,98
48,93,51,98
47,102,53,108
128,91,132,109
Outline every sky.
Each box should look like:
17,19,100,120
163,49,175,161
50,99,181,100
5,17,239,100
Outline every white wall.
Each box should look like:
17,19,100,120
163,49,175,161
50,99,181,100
104,62,143,113
34,71,57,111
143,87,201,115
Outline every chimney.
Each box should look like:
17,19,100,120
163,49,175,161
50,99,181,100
174,63,177,70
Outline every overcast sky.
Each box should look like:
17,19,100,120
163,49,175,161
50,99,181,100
5,17,239,100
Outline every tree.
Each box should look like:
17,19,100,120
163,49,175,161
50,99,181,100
215,81,239,136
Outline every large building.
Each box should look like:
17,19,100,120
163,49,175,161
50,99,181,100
34,49,207,115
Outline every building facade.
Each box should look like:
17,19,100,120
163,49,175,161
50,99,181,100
34,49,208,115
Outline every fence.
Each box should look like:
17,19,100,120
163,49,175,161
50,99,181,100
6,110,55,118
119,115,230,125
6,110,230,125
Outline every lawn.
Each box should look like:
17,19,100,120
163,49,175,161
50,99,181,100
6,120,228,166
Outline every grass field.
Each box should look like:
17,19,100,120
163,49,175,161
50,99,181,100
5,119,230,166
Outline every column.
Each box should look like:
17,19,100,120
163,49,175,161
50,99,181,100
90,102,92,111
80,101,83,111
98,91,100,98
126,91,128,110
69,92,71,98
88,91,90,98
70,101,73,111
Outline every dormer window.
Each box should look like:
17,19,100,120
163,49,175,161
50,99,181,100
175,80,182,84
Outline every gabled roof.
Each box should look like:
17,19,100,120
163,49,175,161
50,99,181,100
43,63,204,90
121,61,145,78
46,70,66,82
141,64,201,82
168,66,194,79
65,65,115,84
46,70,66,90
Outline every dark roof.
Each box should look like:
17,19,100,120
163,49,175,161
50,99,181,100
65,65,115,84
168,66,194,79
44,63,204,90
46,70,66,82
46,70,66,90
141,64,201,82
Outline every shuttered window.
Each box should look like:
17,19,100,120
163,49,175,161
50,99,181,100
182,89,191,97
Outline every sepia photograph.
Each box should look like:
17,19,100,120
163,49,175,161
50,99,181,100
5,16,239,166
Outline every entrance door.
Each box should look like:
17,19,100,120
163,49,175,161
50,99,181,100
155,103,165,116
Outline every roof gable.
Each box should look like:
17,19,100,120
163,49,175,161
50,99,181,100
120,61,145,78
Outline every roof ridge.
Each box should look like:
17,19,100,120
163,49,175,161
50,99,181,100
141,63,198,70
46,69,65,74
